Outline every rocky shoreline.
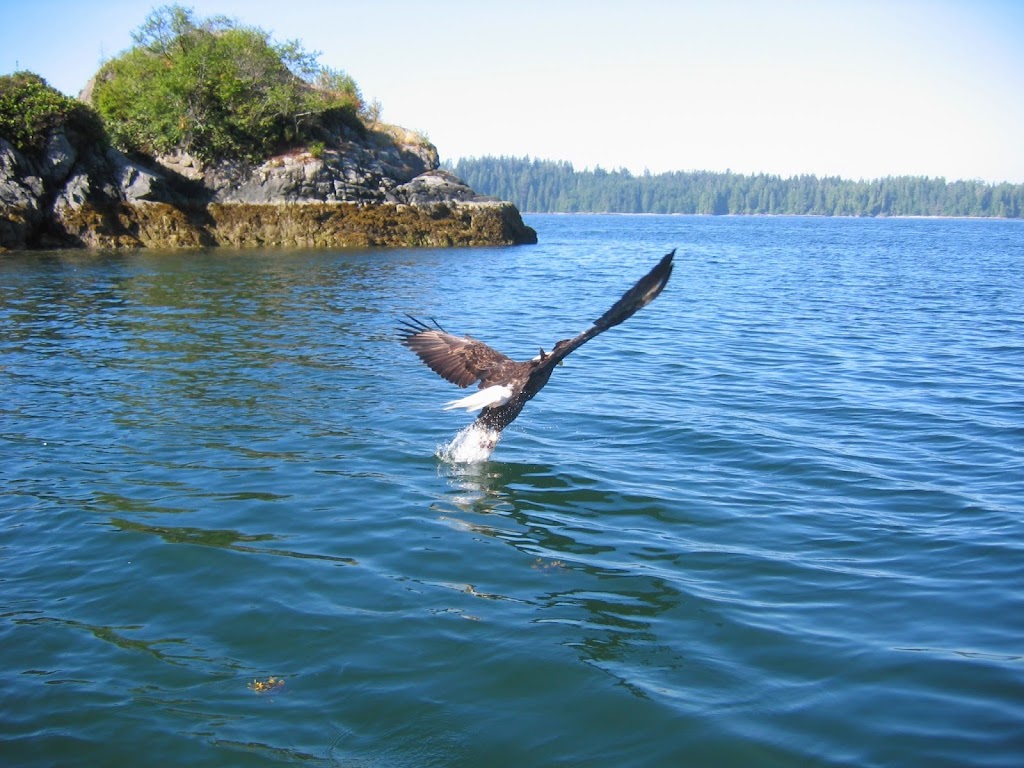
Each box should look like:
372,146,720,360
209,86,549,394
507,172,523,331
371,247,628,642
0,123,537,250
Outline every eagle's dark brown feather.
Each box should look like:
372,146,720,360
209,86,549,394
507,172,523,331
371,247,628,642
397,317,514,388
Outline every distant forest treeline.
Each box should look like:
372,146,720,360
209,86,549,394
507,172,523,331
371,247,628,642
445,156,1024,218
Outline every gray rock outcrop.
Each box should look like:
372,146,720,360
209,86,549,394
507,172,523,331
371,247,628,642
1,122,536,250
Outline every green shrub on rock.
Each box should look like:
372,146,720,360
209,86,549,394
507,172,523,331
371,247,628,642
90,4,363,164
0,71,106,155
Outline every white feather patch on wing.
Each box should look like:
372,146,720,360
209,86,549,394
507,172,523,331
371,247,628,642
443,385,513,412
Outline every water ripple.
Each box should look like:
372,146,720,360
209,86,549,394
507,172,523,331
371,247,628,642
2,219,1023,766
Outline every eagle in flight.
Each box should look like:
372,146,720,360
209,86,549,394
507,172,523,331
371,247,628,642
399,250,675,439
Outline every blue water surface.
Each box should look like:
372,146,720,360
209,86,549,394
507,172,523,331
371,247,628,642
1,215,1022,766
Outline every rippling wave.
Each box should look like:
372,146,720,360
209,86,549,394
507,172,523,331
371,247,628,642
2,217,1023,767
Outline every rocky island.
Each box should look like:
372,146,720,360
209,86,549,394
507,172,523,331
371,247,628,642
0,9,535,251
0,118,536,250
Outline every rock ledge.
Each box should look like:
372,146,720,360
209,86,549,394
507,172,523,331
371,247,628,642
1,126,536,250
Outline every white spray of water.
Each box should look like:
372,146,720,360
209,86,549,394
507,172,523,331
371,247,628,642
437,423,502,464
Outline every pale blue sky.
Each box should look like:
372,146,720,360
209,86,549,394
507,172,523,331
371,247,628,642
3,0,1022,182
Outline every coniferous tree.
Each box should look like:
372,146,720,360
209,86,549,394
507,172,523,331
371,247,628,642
446,156,1023,218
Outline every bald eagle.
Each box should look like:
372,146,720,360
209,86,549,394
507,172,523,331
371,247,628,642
399,250,674,441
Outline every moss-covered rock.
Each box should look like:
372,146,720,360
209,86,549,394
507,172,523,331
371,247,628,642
1,71,536,251
1,117,536,251
45,199,535,250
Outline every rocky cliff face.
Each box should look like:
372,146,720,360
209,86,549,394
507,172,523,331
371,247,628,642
0,123,536,250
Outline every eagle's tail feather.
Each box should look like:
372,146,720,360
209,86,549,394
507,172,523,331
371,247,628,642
443,385,513,412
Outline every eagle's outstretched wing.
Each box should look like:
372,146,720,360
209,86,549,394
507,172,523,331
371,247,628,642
398,316,513,389
545,249,675,366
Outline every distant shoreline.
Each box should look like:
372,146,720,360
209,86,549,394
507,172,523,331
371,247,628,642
450,157,1023,219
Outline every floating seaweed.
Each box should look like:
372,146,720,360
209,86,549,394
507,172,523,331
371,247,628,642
248,676,285,694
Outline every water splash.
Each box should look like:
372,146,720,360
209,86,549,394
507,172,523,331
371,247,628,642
437,423,502,464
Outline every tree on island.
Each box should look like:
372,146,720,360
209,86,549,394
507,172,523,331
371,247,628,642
90,4,365,163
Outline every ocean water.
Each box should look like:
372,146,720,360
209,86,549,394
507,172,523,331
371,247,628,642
1,214,1022,767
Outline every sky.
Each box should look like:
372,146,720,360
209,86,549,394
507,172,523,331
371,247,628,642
2,0,1023,183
